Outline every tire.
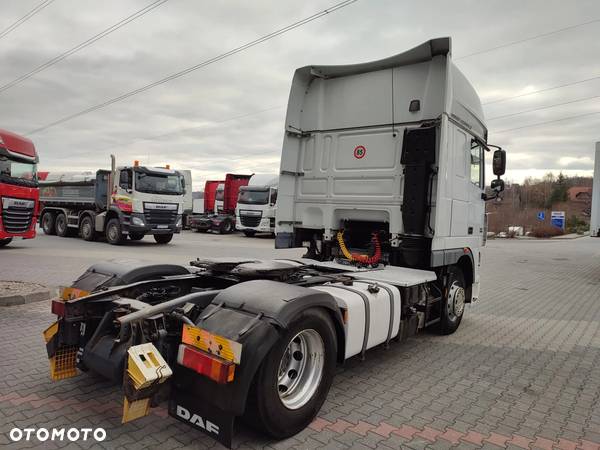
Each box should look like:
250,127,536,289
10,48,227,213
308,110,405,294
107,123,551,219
219,220,233,234
105,218,125,245
243,230,256,237
41,212,56,235
0,238,12,247
245,308,337,439
55,213,69,237
129,232,145,241
439,266,466,335
153,233,173,244
80,216,96,241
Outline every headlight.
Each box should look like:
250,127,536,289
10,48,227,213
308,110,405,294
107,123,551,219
132,216,145,226
176,216,182,228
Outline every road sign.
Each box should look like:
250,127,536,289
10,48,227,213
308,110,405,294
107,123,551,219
353,145,366,159
551,211,565,230
537,211,545,221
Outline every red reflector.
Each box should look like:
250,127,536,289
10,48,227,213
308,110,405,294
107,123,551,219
51,300,66,317
177,344,235,384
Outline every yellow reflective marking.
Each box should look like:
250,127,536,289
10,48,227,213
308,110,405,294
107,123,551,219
181,325,242,364
60,287,90,301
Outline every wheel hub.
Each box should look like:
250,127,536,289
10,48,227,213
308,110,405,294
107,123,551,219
448,282,465,318
277,329,324,410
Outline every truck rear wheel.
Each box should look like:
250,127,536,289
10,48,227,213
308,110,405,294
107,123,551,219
219,220,233,234
245,308,337,438
80,216,96,241
439,266,466,335
153,233,173,244
55,213,69,237
106,218,124,245
0,238,12,247
41,212,56,235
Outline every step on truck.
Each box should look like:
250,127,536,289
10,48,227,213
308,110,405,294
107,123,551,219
190,173,252,234
43,38,506,447
591,143,599,237
39,156,185,245
0,129,39,247
236,180,278,236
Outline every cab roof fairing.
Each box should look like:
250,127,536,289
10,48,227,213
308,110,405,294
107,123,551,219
283,37,487,141
0,128,38,162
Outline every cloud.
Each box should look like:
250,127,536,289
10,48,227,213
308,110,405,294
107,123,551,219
1,0,599,188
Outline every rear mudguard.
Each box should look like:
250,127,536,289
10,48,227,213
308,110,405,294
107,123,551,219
171,280,345,417
70,260,191,291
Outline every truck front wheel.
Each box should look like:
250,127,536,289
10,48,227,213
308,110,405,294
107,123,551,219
105,219,124,245
439,266,466,335
0,238,12,247
80,216,96,241
245,308,337,439
153,233,173,244
55,213,69,237
41,212,56,235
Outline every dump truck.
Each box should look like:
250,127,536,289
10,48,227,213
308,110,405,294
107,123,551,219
39,157,185,245
591,143,600,237
235,178,278,237
43,38,506,447
0,129,39,247
189,174,252,233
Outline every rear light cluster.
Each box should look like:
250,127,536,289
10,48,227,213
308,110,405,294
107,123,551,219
177,344,235,384
179,324,242,384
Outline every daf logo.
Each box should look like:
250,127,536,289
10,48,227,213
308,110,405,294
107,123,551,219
155,204,169,209
13,200,28,207
176,406,219,436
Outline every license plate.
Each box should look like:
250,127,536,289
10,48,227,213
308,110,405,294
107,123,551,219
156,225,168,229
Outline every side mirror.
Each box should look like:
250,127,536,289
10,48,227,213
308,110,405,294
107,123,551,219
491,178,505,193
493,149,506,176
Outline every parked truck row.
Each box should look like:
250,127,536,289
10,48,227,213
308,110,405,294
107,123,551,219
44,38,507,447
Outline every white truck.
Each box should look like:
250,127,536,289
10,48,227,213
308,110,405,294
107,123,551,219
39,156,185,244
43,38,505,447
235,180,278,236
591,143,600,237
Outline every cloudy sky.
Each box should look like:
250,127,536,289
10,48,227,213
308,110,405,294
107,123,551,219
1,0,599,187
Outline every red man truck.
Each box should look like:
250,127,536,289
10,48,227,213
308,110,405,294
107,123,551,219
0,129,39,247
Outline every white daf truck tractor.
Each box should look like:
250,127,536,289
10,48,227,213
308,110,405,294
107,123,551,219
236,179,278,236
39,156,185,244
42,38,505,448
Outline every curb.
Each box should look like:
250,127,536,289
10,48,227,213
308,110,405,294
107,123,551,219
0,287,58,307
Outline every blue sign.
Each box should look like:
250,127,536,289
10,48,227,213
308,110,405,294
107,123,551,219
551,211,565,230
537,211,545,221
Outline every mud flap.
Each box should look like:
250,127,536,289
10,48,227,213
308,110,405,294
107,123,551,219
169,389,234,448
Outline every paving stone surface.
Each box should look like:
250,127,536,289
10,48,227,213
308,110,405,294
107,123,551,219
0,233,599,449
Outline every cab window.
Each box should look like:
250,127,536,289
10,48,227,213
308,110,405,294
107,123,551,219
119,169,132,190
470,140,483,188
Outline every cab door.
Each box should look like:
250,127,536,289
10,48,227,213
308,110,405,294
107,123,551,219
467,139,485,241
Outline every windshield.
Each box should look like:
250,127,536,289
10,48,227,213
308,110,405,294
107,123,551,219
134,171,183,195
0,158,37,181
238,189,269,205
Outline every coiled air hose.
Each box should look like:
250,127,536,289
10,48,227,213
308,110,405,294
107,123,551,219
336,230,381,265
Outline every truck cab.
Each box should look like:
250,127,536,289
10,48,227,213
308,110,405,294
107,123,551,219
235,185,277,236
0,129,39,247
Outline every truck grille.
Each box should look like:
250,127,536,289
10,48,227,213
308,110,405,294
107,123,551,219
2,202,34,234
144,210,177,225
240,214,262,227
